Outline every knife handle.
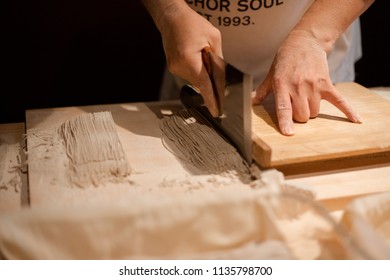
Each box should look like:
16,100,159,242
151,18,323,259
201,48,225,116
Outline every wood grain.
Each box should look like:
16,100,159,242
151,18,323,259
252,82,390,172
286,164,390,214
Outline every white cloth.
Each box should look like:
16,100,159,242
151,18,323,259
160,0,362,100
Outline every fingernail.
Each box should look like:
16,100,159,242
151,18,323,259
355,113,363,124
282,127,294,136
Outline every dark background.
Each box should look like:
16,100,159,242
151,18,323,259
3,0,389,124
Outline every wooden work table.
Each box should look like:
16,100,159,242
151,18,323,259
1,83,389,217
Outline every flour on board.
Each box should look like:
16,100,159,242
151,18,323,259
26,111,132,188
0,139,22,192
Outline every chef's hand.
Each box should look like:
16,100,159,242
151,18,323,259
152,1,223,117
252,30,362,136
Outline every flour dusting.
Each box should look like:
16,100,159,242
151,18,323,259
0,139,22,192
26,111,132,188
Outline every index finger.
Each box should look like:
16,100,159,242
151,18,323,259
322,86,362,123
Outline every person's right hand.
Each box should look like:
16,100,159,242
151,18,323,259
155,3,223,117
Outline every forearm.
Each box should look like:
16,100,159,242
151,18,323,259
140,0,190,31
291,0,375,53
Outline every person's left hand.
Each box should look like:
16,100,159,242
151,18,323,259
252,30,362,136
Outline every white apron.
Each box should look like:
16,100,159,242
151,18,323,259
160,0,362,99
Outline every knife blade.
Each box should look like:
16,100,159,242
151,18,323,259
180,49,253,164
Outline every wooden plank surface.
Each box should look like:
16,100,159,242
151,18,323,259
0,123,28,212
25,102,198,208
252,82,390,172
286,163,390,215
25,101,255,208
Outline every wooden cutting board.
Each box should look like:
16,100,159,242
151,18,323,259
252,82,390,174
